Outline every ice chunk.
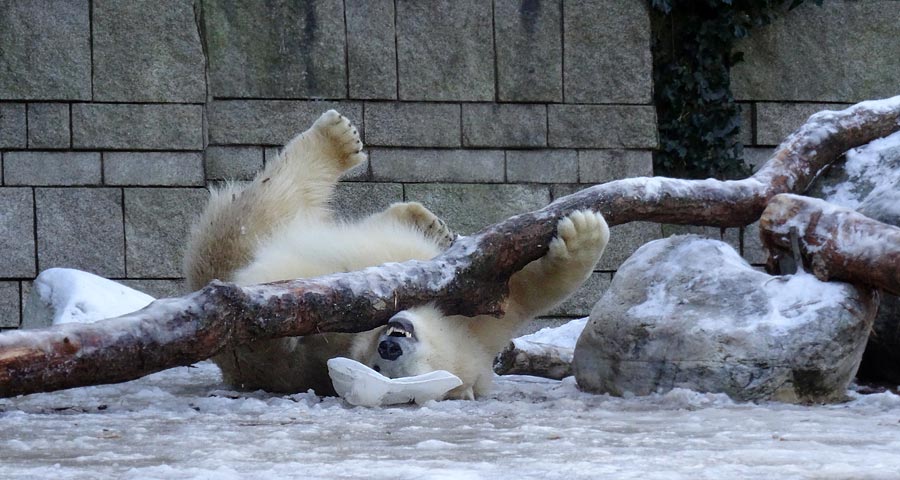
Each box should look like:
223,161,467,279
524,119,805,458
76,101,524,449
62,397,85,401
327,357,462,407
22,268,155,329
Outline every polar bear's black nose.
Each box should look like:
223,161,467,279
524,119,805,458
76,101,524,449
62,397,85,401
378,339,403,361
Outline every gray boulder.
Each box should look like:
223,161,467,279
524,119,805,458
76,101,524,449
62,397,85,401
573,235,877,403
808,131,900,384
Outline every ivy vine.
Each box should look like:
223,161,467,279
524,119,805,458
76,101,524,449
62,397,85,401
651,0,823,179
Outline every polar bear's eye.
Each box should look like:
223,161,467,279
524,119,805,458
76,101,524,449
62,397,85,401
373,365,381,373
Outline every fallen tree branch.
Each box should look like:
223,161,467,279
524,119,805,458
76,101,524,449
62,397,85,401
0,96,898,398
760,194,900,296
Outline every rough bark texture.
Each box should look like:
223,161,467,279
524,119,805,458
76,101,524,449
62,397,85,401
0,97,898,398
761,194,900,296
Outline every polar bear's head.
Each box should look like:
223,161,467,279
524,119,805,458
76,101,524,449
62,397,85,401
354,305,470,380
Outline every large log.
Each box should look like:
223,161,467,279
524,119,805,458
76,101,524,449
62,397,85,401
0,96,898,398
760,194,900,296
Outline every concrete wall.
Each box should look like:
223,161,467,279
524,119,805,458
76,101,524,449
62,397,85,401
0,0,658,329
0,0,896,330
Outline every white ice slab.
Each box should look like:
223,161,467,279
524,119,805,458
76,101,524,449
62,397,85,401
327,357,463,407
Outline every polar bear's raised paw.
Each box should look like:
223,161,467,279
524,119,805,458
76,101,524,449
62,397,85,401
548,210,610,264
309,109,366,171
380,202,455,249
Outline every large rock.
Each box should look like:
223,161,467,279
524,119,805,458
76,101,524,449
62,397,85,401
807,130,900,384
573,235,877,403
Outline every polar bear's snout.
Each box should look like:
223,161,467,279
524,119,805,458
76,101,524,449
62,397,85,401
378,339,403,360
377,315,417,361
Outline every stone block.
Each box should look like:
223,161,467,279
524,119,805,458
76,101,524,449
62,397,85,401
263,147,281,165
339,156,371,182
599,221,662,271
27,103,70,148
0,103,26,148
743,147,774,173
4,152,101,186
346,0,397,99
104,152,205,186
660,224,741,254
738,103,754,146
125,188,208,278
36,188,124,277
0,188,36,277
506,150,577,183
755,102,847,146
514,317,572,338
563,0,652,104
72,104,203,150
119,279,188,299
405,184,551,235
203,0,346,99
93,0,205,102
332,182,404,221
0,282,20,328
495,0,562,102
205,147,264,181
548,272,612,317
0,0,91,100
365,103,460,147
462,104,547,148
396,0,494,101
732,1,900,102
208,100,362,145
742,221,768,266
371,149,504,183
578,150,653,184
548,105,657,148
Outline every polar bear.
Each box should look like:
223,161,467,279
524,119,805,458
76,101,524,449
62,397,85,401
184,110,609,400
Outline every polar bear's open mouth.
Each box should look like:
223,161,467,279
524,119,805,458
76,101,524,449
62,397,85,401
385,317,415,339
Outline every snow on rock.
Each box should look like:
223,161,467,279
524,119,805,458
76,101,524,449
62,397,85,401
494,319,587,380
22,268,154,329
806,129,900,384
573,235,877,403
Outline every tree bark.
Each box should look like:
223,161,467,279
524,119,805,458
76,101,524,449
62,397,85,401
760,193,900,296
0,96,898,398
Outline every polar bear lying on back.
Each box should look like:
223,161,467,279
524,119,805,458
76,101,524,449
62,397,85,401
183,111,609,400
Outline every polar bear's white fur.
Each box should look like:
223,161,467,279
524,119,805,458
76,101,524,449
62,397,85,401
184,110,609,400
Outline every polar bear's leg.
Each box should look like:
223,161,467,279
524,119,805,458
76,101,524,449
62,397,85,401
508,210,609,317
271,109,366,213
184,110,365,289
363,202,455,249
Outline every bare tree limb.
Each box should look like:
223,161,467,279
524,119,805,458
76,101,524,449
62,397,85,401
0,96,898,398
761,194,900,296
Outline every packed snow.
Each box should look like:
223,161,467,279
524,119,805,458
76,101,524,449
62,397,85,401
22,268,154,328
1,362,899,479
511,318,587,363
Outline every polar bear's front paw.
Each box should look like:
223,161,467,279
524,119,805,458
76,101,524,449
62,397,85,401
383,202,455,249
547,210,610,264
310,110,366,171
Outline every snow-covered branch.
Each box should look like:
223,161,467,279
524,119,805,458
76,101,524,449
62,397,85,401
0,96,898,398
761,194,900,296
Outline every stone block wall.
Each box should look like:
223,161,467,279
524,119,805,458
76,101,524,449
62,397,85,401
0,0,659,330
0,0,895,331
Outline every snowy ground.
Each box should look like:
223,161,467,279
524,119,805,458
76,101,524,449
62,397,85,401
1,363,899,480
